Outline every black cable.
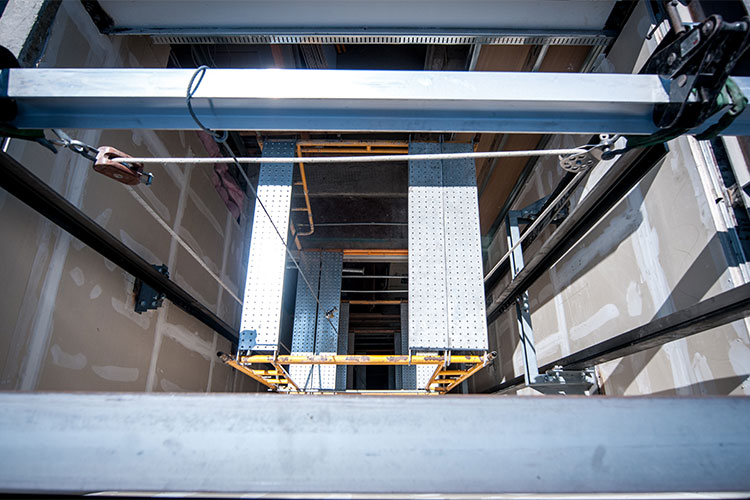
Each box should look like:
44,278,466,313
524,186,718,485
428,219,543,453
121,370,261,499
186,65,228,143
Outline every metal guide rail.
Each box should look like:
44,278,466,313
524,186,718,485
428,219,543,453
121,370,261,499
219,352,496,394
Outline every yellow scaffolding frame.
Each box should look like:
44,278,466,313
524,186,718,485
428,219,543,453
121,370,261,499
220,352,496,395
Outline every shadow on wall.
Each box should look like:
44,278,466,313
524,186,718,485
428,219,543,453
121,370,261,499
602,230,733,393
485,160,659,386
647,375,750,396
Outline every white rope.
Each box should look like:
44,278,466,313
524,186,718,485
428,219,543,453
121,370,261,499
123,185,243,304
114,148,587,165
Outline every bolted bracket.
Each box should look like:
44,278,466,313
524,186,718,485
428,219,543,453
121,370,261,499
529,366,598,395
134,264,168,314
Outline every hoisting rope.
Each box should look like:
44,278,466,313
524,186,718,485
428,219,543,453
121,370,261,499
112,148,590,165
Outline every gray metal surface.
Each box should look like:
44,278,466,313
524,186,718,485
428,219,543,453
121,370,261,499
314,251,343,389
8,69,750,135
401,303,416,390
336,303,349,391
239,141,295,351
3,393,749,496
408,143,449,350
289,251,321,386
93,0,617,34
442,143,488,351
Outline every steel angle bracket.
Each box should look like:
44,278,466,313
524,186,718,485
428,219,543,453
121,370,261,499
529,366,598,395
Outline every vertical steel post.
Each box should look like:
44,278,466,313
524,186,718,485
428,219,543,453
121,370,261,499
239,140,296,351
506,212,540,385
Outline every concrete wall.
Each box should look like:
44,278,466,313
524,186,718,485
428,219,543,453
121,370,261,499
0,1,262,393
474,3,750,396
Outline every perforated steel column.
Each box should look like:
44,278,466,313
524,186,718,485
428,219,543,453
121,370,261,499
408,143,449,350
401,303,417,390
313,251,343,390
407,142,487,353
239,140,295,351
442,143,488,351
336,303,349,391
289,251,321,388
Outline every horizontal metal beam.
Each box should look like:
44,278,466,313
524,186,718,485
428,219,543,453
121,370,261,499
486,281,750,393
0,151,238,344
486,145,668,324
1,392,749,495
91,0,617,34
6,69,750,135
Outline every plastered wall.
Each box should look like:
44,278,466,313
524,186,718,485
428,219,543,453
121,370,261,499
474,3,750,396
0,1,262,393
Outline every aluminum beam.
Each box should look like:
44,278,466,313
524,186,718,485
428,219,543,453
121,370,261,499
7,69,750,135
92,0,616,34
240,140,294,350
0,150,238,344
1,393,749,496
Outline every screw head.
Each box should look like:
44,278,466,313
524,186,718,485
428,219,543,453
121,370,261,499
667,52,677,65
676,74,688,87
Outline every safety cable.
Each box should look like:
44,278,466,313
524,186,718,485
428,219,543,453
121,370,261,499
113,148,590,166
185,66,339,337
123,185,243,304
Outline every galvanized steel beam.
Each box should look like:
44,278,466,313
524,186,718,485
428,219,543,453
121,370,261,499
1,392,749,495
6,69,750,135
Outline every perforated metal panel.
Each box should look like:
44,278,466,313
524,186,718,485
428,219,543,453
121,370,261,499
394,327,402,389
401,303,417,390
417,358,435,390
408,142,449,350
240,141,295,351
336,303,349,391
442,143,489,351
289,251,321,387
315,251,343,390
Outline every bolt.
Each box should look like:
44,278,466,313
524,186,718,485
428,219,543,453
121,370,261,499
703,20,714,34
676,74,688,87
667,52,677,65
140,301,146,306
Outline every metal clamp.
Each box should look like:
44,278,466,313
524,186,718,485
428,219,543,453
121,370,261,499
559,134,619,173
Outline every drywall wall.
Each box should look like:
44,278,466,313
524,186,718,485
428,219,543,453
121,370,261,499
474,2,750,396
0,1,262,393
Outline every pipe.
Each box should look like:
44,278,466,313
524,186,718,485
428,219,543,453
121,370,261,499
294,143,315,237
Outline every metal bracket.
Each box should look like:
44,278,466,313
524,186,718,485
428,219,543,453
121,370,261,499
134,264,168,314
530,366,598,395
643,14,750,131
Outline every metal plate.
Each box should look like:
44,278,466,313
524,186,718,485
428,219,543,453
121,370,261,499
408,142,449,351
239,141,295,351
315,251,343,390
442,143,489,351
401,303,416,390
417,358,435,390
336,303,349,391
289,251,321,387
